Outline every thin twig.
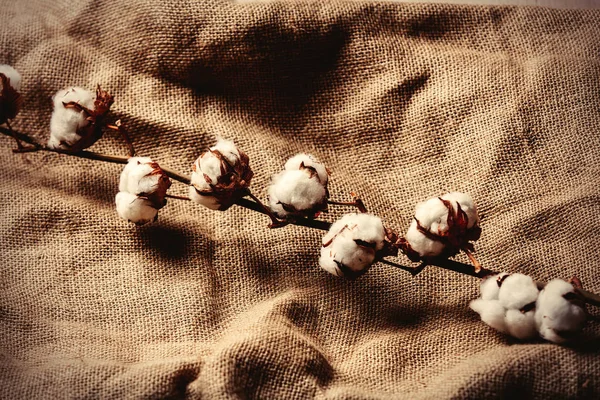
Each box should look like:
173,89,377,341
105,120,135,157
2,127,600,307
165,194,191,201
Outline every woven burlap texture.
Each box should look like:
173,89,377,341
1,0,599,398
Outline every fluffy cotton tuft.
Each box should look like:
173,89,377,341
119,157,161,195
404,219,445,258
48,87,96,150
319,213,385,279
535,279,587,344
469,299,507,334
189,138,253,211
268,153,329,218
115,157,171,225
470,272,539,340
115,192,158,225
480,272,510,301
284,153,329,185
0,65,21,91
498,273,539,310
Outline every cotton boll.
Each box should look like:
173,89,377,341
189,162,223,210
471,273,542,341
535,279,587,344
505,309,537,340
470,299,508,334
284,153,329,185
320,213,385,279
0,65,21,91
480,272,510,301
116,158,171,224
441,192,479,228
345,213,386,250
403,192,481,263
268,169,327,218
189,139,253,211
48,87,95,149
115,192,158,225
404,219,445,258
118,157,170,205
498,273,539,310
325,213,385,250
319,234,377,278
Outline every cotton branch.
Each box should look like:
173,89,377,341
1,126,599,308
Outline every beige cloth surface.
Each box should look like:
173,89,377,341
1,0,600,398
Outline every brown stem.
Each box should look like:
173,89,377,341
165,194,191,201
577,289,600,308
327,193,367,213
3,126,600,308
5,120,27,151
105,119,135,157
379,259,427,276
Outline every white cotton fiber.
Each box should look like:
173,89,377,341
471,272,539,341
0,65,21,91
480,272,510,301
115,192,158,225
498,273,539,310
48,87,95,150
115,157,171,225
284,153,329,185
267,153,329,218
319,213,385,278
535,279,587,344
441,192,479,229
404,219,445,258
469,299,507,334
189,138,252,211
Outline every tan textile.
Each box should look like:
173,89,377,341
1,0,599,398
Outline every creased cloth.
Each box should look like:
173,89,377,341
1,0,600,398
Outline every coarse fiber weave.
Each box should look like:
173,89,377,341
1,0,600,398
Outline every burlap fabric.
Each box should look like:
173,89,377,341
1,0,599,398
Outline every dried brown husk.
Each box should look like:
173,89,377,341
0,73,22,124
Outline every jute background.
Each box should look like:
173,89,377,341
1,0,599,398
